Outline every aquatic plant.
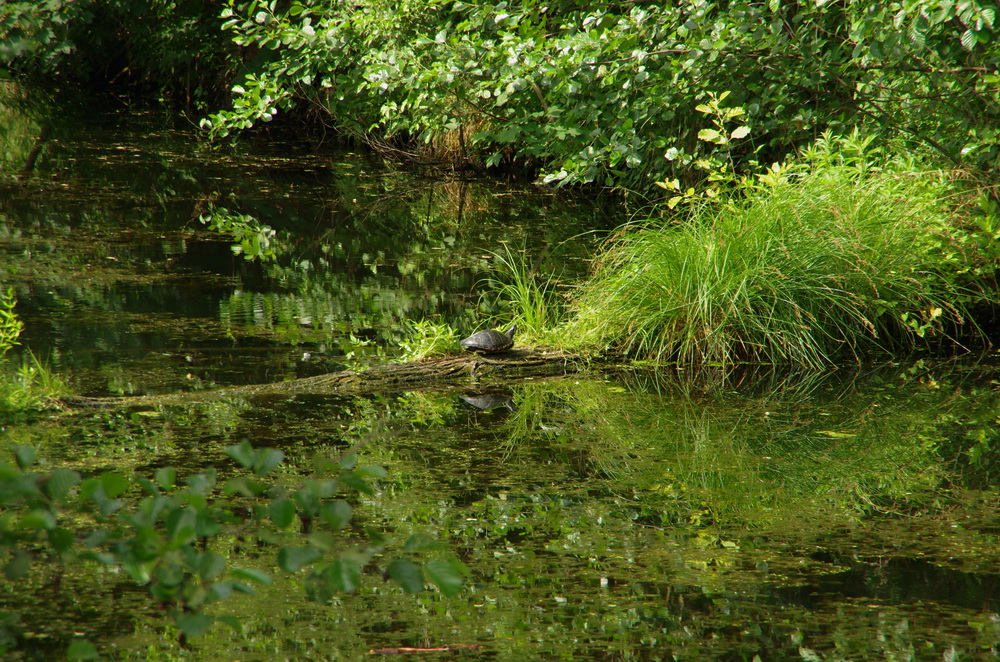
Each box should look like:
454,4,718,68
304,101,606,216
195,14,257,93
0,288,22,356
483,244,565,344
0,290,66,416
567,141,995,368
398,319,459,361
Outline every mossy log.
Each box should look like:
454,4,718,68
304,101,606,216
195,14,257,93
64,349,591,409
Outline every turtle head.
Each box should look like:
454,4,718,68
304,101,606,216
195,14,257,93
504,324,517,339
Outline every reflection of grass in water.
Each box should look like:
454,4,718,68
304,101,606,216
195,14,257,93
492,365,959,531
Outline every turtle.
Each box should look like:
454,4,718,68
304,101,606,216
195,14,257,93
459,324,517,354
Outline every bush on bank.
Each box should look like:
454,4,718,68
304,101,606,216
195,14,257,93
3,1,998,191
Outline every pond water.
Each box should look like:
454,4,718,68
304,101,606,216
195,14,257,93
2,90,1000,661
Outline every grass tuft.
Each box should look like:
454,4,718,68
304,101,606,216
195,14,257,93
566,146,990,368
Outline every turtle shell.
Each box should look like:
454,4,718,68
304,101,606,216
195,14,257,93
459,324,517,353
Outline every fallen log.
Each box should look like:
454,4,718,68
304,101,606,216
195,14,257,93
63,348,592,408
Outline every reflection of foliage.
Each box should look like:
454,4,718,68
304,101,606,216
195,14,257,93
200,207,278,262
3,362,1000,658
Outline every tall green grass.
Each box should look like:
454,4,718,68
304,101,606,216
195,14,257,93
483,245,565,343
566,152,986,368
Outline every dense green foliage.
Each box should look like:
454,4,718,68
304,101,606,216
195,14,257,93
0,0,234,102
201,0,999,189
565,134,1000,366
4,1,998,189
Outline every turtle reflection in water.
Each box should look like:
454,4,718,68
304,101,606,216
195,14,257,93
460,392,516,412
459,324,516,354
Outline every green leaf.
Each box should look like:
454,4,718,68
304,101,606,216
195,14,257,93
100,472,129,498
327,558,361,593
961,28,977,50
155,467,177,489
225,440,256,469
21,509,56,530
13,445,35,469
45,468,80,502
387,559,424,593
269,497,296,528
403,533,440,552
232,567,273,585
425,559,465,597
176,613,214,639
217,615,244,633
66,640,98,660
697,128,724,144
199,551,226,581
254,448,284,476
730,126,751,140
278,545,323,573
48,527,74,552
356,464,387,479
319,500,352,530
4,551,31,580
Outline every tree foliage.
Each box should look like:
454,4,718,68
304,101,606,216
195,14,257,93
202,0,999,188
2,1,997,189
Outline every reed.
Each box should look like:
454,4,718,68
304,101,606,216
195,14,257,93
566,159,978,368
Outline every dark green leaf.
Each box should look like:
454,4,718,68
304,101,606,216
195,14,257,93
4,551,31,580
20,509,56,530
176,613,214,639
217,615,244,633
319,500,352,530
48,527,74,552
278,545,323,573
403,533,439,552
387,559,424,593
232,567,272,585
425,559,465,597
269,497,296,528
327,558,361,593
225,440,256,469
254,448,284,476
199,551,226,581
13,445,35,469
100,472,129,499
45,468,79,501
